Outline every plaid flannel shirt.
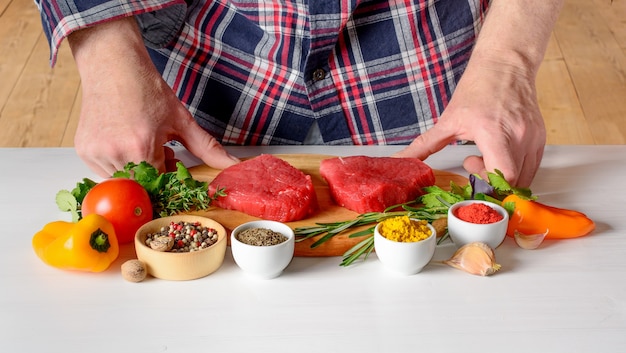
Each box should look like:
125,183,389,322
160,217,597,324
36,0,489,145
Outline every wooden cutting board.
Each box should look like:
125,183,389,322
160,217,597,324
189,154,467,257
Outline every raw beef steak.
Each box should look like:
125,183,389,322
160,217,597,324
319,156,436,213
208,154,318,222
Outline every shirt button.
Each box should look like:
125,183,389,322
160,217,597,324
312,68,326,82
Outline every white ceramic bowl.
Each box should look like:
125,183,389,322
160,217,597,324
134,215,227,281
447,200,509,248
230,220,295,279
374,220,437,275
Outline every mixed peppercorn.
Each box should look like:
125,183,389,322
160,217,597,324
145,221,219,252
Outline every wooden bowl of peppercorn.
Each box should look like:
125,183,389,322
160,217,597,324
134,215,227,280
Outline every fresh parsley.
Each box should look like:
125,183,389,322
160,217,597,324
56,161,225,221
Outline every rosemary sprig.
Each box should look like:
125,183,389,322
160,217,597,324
340,230,375,266
294,203,448,267
294,211,407,248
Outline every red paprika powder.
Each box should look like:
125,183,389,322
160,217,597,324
455,203,503,224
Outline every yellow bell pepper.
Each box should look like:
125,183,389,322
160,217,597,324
32,214,120,272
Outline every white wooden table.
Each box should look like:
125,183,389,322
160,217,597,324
1,145,624,353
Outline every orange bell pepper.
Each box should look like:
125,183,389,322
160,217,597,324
502,194,595,239
32,214,119,272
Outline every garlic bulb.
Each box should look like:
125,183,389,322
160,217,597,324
444,242,501,276
513,230,547,250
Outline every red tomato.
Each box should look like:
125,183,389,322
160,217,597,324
81,178,153,244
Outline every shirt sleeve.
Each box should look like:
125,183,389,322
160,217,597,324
34,0,188,66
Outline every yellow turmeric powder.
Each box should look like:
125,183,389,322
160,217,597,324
378,216,432,242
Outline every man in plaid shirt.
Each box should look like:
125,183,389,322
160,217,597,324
36,0,562,187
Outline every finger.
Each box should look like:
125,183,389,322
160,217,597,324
470,135,525,186
178,123,240,170
77,149,118,178
464,153,523,187
87,160,115,178
516,147,544,188
474,140,520,186
162,146,179,172
462,155,488,180
393,123,457,160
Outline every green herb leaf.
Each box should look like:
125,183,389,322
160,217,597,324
116,161,164,195
472,193,502,204
420,186,464,209
512,186,534,199
55,178,98,222
449,180,472,199
487,169,512,194
55,190,80,222
176,161,194,181
112,168,131,179
483,170,535,200
502,200,516,215
70,178,97,205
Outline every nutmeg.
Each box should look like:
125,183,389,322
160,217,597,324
121,259,147,282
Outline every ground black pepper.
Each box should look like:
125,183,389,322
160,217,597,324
236,228,288,246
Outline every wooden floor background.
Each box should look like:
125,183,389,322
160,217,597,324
1,0,625,147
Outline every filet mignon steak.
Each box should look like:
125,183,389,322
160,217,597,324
208,154,319,222
319,156,436,213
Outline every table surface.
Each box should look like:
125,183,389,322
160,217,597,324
1,145,624,353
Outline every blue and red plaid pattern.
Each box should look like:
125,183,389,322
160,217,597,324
36,0,490,145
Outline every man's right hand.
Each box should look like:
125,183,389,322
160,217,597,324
68,16,239,177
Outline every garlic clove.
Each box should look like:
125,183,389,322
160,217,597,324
513,230,548,250
444,242,501,276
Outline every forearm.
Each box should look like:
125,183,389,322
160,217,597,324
469,0,564,78
68,17,154,88
35,0,187,66
66,16,186,176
